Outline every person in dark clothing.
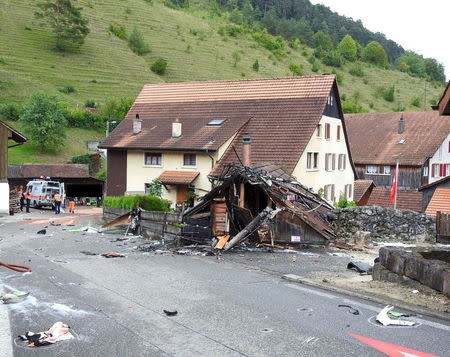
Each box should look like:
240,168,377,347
54,193,62,214
25,190,31,213
20,192,25,212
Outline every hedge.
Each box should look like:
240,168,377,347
103,195,170,212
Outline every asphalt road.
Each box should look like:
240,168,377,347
0,208,449,357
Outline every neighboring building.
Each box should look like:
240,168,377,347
353,179,375,206
0,120,27,214
345,110,450,211
100,75,356,208
8,163,104,199
419,175,450,214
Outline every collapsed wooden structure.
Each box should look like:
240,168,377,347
182,164,336,249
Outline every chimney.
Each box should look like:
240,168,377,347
398,114,405,134
172,118,182,138
132,114,141,135
242,133,251,166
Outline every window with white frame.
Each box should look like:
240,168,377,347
366,165,391,175
324,184,335,201
336,125,341,141
183,153,196,167
307,152,319,169
432,163,450,178
325,123,331,140
338,154,346,170
344,184,352,199
423,166,429,177
325,153,335,171
316,124,322,137
144,153,162,166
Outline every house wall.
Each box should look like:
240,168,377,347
428,133,450,183
126,150,216,206
421,179,450,211
106,150,127,196
292,115,354,202
0,125,11,214
355,164,423,190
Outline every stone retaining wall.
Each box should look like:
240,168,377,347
373,246,450,297
331,206,436,243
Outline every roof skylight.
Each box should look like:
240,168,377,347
398,139,406,144
207,118,226,126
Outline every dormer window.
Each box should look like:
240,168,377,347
327,95,334,106
207,118,226,126
398,138,406,144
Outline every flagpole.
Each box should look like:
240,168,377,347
394,160,399,209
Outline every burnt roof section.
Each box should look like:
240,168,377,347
438,81,450,116
100,76,337,161
0,120,27,143
8,164,89,179
345,111,450,166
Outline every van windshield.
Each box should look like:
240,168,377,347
47,182,60,187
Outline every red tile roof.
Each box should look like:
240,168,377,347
158,171,199,185
425,188,450,216
101,76,338,174
366,187,422,211
8,164,89,178
354,179,375,202
345,111,450,166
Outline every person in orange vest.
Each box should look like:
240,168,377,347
54,193,62,214
68,197,75,214
25,190,31,213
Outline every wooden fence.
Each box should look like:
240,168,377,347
436,211,450,243
103,207,183,240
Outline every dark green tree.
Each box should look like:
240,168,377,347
252,59,259,72
128,27,150,55
362,41,388,67
424,58,446,82
35,0,89,51
19,92,67,153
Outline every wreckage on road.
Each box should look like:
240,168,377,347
182,163,336,249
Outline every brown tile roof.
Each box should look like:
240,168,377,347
438,81,450,116
419,175,450,190
366,187,422,211
8,164,89,179
101,76,337,174
0,120,27,143
345,111,450,166
425,188,450,216
354,179,375,202
158,171,199,185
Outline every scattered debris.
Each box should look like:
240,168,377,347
347,262,372,274
68,226,99,233
37,229,46,235
18,321,74,347
50,222,61,226
388,311,413,318
376,305,415,326
0,261,32,272
338,304,360,315
330,241,364,251
163,309,178,316
0,290,29,304
80,251,98,256
101,253,125,258
411,290,419,294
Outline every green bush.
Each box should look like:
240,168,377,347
128,27,150,55
109,24,127,40
103,195,170,212
411,97,421,108
334,194,357,208
381,85,395,102
150,58,167,75
84,100,97,108
59,85,75,94
252,59,259,72
311,62,319,72
322,51,343,67
289,63,303,76
252,28,284,52
342,101,364,113
65,108,105,129
349,63,364,77
71,154,94,175
0,102,23,121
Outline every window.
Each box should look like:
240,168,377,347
144,153,162,166
448,141,450,153
431,163,450,178
324,184,335,201
325,123,331,140
344,184,352,199
423,166,429,177
325,153,335,171
316,124,322,137
183,153,196,167
366,165,391,175
336,126,341,141
338,154,346,170
307,152,319,169
327,95,334,106
207,118,226,126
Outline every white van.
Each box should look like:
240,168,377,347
26,180,65,208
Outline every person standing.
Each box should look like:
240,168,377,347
20,189,25,212
25,190,31,213
54,193,62,214
68,197,75,214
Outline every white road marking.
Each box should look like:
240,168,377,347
285,283,450,332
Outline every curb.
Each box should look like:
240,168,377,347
0,284,13,357
281,274,450,323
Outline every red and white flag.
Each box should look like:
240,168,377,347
390,161,399,205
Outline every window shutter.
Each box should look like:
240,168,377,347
440,164,445,177
325,154,329,171
332,154,336,170
343,155,346,170
432,164,435,177
331,184,335,201
448,141,450,153
337,126,341,140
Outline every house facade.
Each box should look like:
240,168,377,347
100,76,355,208
0,120,27,214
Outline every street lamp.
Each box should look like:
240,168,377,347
104,120,117,198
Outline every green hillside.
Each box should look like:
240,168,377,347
0,0,445,113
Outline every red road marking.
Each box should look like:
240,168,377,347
349,333,440,357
